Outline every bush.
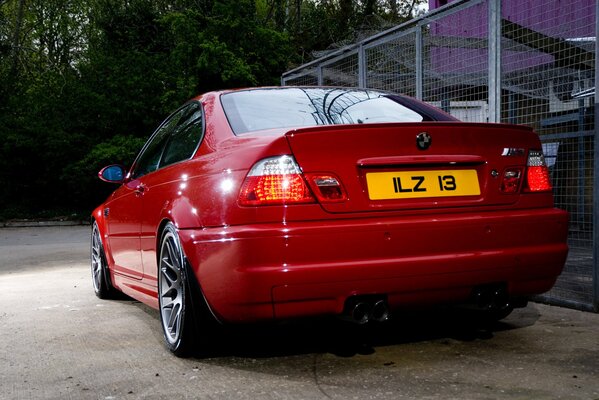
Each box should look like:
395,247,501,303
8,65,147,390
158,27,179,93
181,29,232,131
62,134,146,211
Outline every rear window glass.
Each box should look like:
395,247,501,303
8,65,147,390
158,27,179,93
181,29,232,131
221,88,425,135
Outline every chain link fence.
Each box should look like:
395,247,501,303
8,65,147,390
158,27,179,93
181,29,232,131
282,0,599,312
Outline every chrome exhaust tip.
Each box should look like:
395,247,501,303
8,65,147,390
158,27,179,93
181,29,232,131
351,302,372,324
341,296,391,324
472,283,510,310
371,300,390,322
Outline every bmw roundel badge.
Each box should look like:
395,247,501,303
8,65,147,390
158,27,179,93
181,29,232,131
416,132,432,150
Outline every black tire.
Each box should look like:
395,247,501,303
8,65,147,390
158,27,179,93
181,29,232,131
465,306,514,324
158,223,200,357
91,221,117,299
482,306,514,322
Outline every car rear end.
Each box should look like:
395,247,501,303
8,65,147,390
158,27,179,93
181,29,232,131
180,88,569,324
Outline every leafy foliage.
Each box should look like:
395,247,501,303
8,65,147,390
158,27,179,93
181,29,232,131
61,135,146,207
0,0,423,218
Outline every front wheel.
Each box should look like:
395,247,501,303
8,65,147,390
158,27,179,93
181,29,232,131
91,222,117,299
158,223,198,357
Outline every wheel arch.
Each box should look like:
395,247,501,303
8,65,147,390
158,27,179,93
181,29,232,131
91,206,106,233
91,206,114,268
155,218,173,265
154,194,204,270
156,219,223,337
90,207,119,298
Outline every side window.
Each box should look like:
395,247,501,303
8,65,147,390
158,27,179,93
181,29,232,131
160,102,204,168
131,108,185,179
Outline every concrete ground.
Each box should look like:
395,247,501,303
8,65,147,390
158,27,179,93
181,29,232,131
0,226,598,400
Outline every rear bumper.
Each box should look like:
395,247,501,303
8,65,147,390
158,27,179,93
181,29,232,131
179,208,568,323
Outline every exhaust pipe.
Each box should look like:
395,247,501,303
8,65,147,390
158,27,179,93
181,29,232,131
371,300,390,322
472,284,509,310
342,296,391,324
350,302,371,324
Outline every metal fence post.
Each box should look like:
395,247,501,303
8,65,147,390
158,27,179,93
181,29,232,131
488,0,501,123
317,65,323,86
415,24,423,101
594,0,599,312
358,44,367,88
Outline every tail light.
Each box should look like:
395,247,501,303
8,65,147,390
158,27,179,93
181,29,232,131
305,174,348,203
500,169,522,194
238,155,315,206
525,149,552,192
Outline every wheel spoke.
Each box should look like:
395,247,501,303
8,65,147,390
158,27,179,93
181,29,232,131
92,245,101,265
165,241,174,264
167,303,181,333
161,293,175,308
93,265,101,280
165,240,180,269
161,258,177,278
161,283,179,299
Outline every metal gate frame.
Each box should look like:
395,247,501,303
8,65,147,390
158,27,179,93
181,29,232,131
282,0,599,312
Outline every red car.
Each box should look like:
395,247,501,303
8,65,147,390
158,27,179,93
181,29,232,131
91,87,568,356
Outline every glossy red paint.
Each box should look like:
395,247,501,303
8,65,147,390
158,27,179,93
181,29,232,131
178,207,567,323
93,87,568,327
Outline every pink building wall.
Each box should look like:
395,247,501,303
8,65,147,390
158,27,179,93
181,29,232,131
428,0,595,75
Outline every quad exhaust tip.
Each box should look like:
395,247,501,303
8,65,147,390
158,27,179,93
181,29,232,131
472,284,510,310
344,296,390,324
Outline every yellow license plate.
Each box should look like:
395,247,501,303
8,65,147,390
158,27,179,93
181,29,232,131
366,169,480,200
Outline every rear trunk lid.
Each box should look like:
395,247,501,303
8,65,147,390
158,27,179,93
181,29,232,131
285,122,539,213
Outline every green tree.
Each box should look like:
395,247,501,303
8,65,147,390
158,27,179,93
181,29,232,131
62,134,146,208
0,0,422,218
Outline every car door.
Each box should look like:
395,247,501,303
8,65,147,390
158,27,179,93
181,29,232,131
106,108,185,279
139,102,205,282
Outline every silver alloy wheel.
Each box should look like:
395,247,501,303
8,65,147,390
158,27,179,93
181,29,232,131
159,229,185,345
91,223,104,293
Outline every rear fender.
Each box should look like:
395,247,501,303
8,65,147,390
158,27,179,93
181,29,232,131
149,199,202,282
155,218,223,326
158,196,203,231
153,197,203,281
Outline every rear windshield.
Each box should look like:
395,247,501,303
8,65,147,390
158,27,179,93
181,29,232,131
221,88,430,135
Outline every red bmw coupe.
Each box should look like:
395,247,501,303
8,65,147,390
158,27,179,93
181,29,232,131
91,87,568,356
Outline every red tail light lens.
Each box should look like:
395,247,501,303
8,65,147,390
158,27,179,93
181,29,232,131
500,169,522,194
525,150,552,192
238,156,315,206
306,174,348,203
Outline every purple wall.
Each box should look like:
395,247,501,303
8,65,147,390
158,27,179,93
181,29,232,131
429,0,594,37
428,0,595,75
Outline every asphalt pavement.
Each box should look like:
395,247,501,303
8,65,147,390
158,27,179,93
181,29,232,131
0,225,598,400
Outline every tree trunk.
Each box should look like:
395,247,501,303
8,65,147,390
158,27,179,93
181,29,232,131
10,0,26,75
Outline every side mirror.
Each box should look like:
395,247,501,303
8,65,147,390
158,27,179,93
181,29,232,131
98,165,127,183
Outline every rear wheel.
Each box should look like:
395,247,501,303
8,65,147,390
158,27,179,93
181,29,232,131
91,222,117,299
158,223,198,357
